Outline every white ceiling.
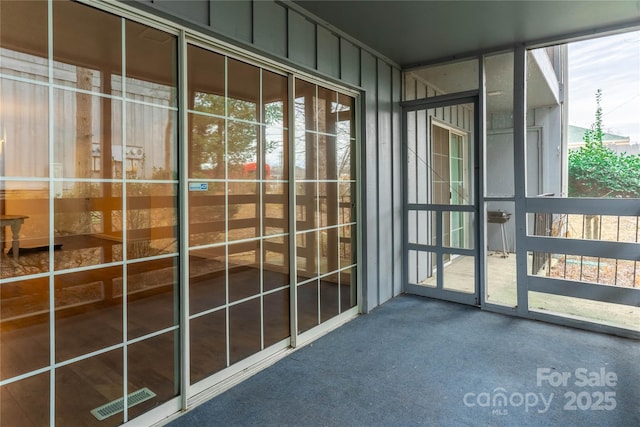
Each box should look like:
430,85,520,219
294,0,640,67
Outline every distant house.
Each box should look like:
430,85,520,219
568,125,640,155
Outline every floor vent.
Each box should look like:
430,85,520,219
91,387,156,421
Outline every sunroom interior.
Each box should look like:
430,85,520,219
0,1,639,426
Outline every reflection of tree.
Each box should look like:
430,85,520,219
191,92,284,178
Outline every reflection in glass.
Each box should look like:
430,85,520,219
338,182,355,225
339,225,355,269
127,332,178,419
0,373,49,426
54,89,122,179
320,273,339,322
265,129,287,181
228,182,259,242
228,241,260,302
0,81,49,177
0,0,48,81
126,20,177,107
127,257,178,339
340,267,357,312
55,266,123,361
0,278,49,380
227,121,258,179
188,183,225,247
126,104,177,179
189,246,226,314
317,87,337,135
264,236,289,292
297,280,319,333
319,181,338,226
188,45,225,115
337,93,354,139
295,132,317,180
264,182,288,236
319,227,338,275
54,182,123,270
263,70,287,128
228,58,259,122
53,0,122,95
318,135,337,180
0,181,50,278
296,231,317,283
190,310,226,383
296,181,317,231
56,348,123,426
189,114,225,179
127,183,177,259
229,298,261,364
337,134,353,180
263,290,290,346
295,79,316,132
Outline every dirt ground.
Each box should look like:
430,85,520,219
547,214,639,288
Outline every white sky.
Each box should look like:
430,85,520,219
568,30,640,143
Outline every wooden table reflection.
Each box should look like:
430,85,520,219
1,214,29,260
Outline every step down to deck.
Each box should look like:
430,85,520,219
91,387,156,421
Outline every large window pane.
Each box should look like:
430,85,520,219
127,257,178,338
126,104,177,180
55,266,123,362
127,183,177,259
0,373,49,426
53,89,122,179
0,81,49,178
126,20,177,107
127,332,178,419
0,0,48,81
55,349,123,426
190,310,226,383
0,278,49,380
188,45,224,115
189,114,225,179
54,182,123,270
53,0,122,95
1,181,50,278
228,59,259,122
189,247,226,315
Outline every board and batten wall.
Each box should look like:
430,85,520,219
121,0,403,311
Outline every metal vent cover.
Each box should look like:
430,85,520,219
91,387,156,421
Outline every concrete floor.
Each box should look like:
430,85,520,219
420,253,640,331
167,294,639,426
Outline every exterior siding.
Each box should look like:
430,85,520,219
122,0,403,311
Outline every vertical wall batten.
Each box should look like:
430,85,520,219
288,9,316,70
377,59,393,304
391,67,402,297
360,50,379,311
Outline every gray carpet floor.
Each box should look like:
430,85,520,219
168,294,639,426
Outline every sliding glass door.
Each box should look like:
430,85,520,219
0,1,359,425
